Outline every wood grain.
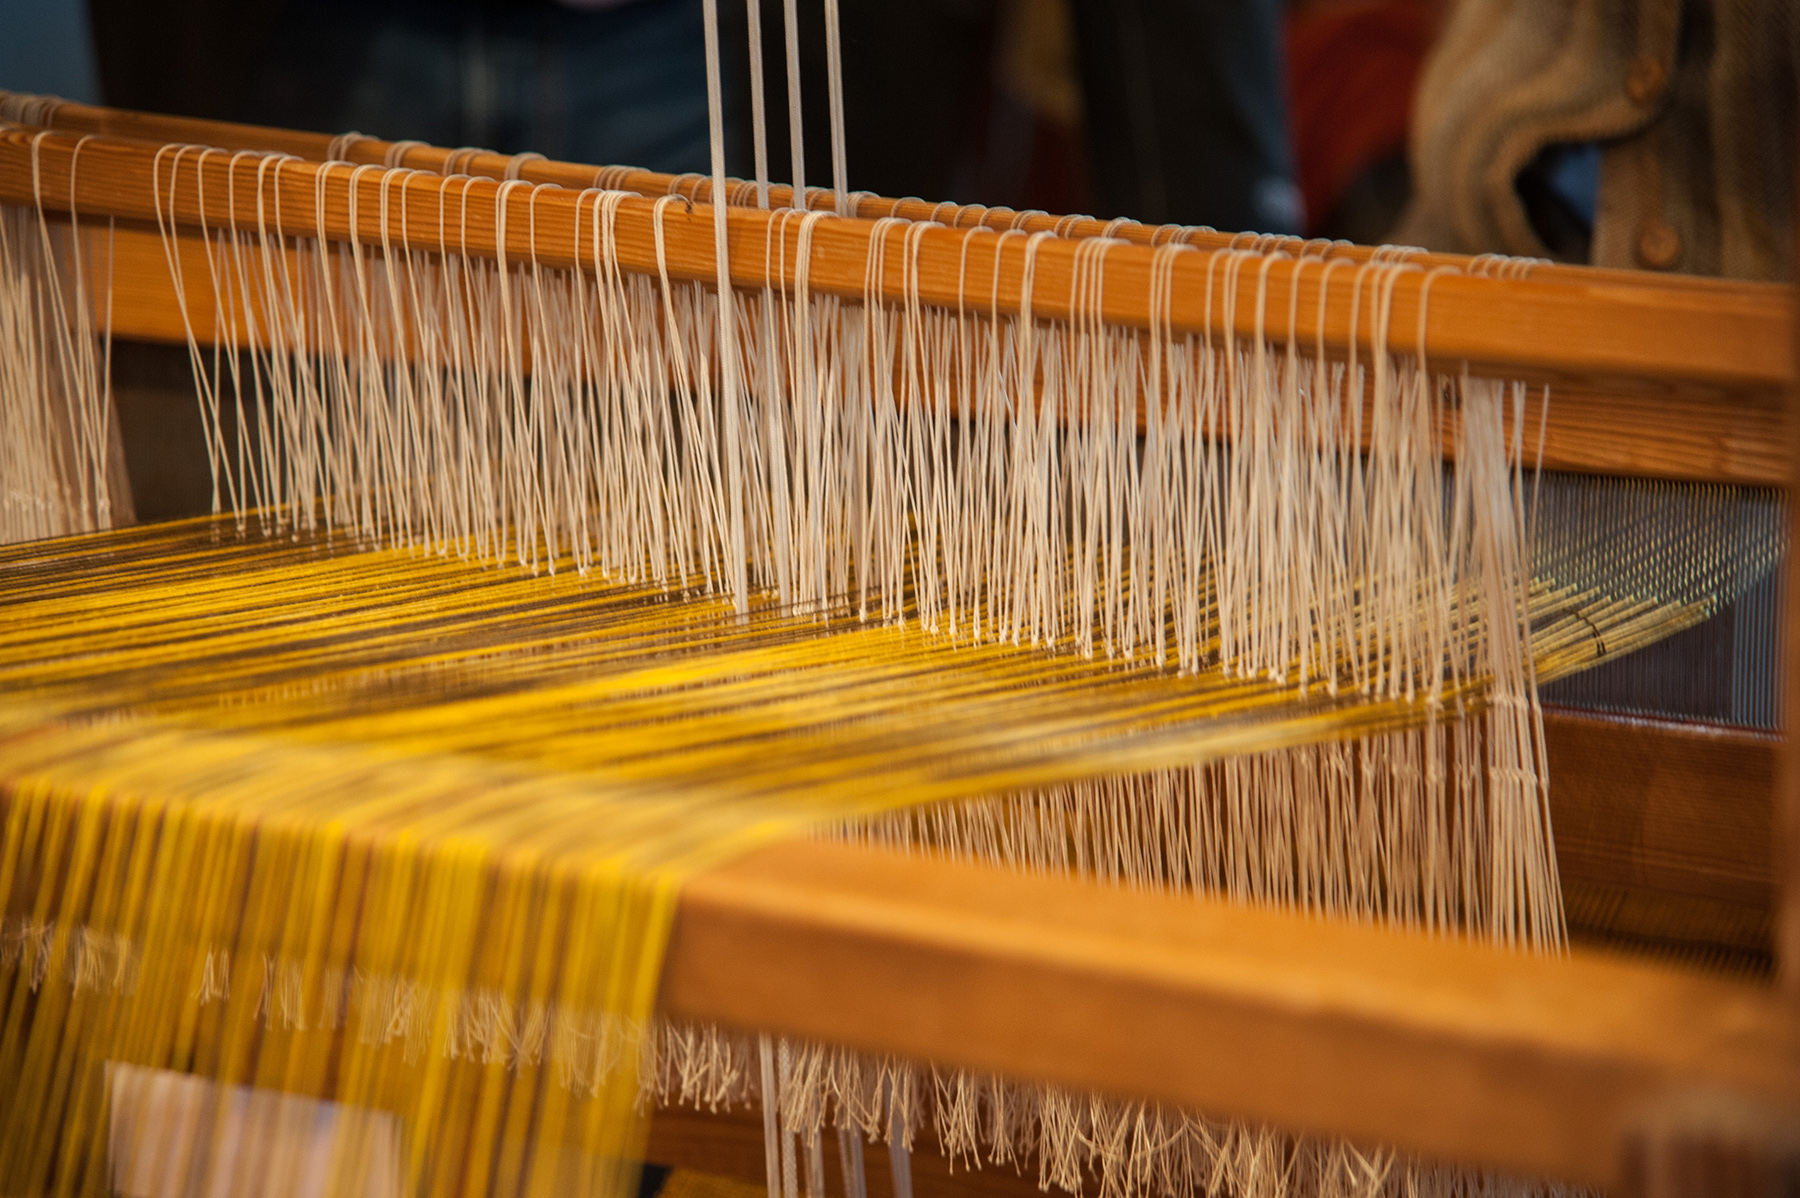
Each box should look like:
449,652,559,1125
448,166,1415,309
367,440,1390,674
1,126,1789,403
1512,382,1785,487
648,1106,1045,1198
58,208,1800,486
660,839,1799,1191
22,98,1782,305
1546,709,1778,914
1544,708,1779,974
1784,210,1800,999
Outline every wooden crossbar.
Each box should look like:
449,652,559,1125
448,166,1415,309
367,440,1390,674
1,122,1790,395
664,839,1798,1191
16,96,1786,304
2,122,1791,484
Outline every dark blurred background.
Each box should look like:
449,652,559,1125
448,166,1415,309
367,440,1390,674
6,0,1456,242
7,0,1793,293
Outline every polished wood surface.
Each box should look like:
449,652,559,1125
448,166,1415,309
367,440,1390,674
661,839,1798,1192
1545,709,1779,975
649,1106,1045,1198
1,125,1789,405
1784,226,1800,1000
23,96,1780,304
1546,709,1777,916
29,190,1796,485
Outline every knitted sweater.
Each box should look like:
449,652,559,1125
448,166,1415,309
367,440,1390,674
1392,0,1796,280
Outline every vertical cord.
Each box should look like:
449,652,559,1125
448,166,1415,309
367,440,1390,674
836,1125,866,1198
805,1132,826,1198
747,0,771,208
778,1042,800,1198
759,1036,781,1198
823,0,849,215
782,0,806,205
703,0,750,611
886,1077,912,1198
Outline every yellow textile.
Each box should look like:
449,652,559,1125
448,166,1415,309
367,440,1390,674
0,516,1698,1198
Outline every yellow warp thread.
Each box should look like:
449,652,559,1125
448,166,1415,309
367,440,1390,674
0,516,1709,1198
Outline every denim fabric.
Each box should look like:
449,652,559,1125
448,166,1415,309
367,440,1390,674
249,0,712,174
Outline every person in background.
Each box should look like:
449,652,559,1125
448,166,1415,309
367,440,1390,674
1063,0,1301,231
82,0,1299,234
1284,0,1440,245
1392,0,1797,279
2,0,103,104
88,0,714,176
807,0,1301,232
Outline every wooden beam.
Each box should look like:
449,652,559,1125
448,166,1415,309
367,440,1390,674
1545,708,1779,974
26,100,1789,487
659,840,1799,1192
647,1106,1045,1198
1783,188,1800,996
104,220,220,346
1546,708,1778,916
1508,382,1784,487
36,193,1800,486
1,125,1790,404
18,97,1783,309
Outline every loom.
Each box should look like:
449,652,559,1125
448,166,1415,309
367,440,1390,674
0,81,1797,1198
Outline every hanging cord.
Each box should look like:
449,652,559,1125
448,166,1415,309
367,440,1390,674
759,1036,781,1198
0,90,66,126
886,1074,913,1198
783,0,807,206
747,0,771,208
503,151,545,181
823,0,849,215
382,139,426,167
324,131,366,163
836,1126,867,1198
703,0,751,610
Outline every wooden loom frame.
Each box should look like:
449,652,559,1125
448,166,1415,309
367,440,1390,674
1,102,1796,1192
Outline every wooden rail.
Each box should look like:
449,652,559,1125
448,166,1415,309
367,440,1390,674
1782,185,1800,1001
72,220,1786,486
0,123,1789,395
15,96,1780,301
1548,711,1777,912
648,1105,1039,1198
661,838,1797,1192
642,710,1791,1191
3,123,1790,484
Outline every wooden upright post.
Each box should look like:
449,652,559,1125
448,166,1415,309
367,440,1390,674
1784,136,1800,998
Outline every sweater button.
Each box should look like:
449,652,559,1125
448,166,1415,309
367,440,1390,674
1626,55,1667,105
1635,219,1682,269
